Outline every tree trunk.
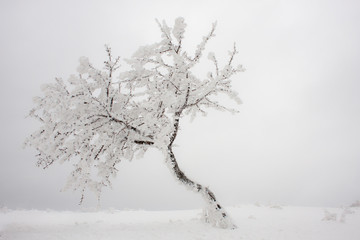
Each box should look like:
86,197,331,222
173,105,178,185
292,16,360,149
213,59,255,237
166,145,237,229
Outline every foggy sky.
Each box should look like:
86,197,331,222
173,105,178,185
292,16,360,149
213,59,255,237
1,0,360,210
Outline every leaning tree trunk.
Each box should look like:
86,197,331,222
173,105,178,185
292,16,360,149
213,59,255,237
164,111,237,229
166,145,237,229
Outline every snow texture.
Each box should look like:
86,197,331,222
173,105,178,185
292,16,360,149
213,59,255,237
1,205,359,240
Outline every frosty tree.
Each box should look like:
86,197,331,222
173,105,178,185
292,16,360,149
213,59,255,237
25,17,244,229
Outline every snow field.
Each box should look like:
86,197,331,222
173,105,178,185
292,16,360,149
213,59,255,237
1,205,359,240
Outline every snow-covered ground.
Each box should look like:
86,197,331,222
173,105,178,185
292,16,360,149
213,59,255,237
1,204,359,240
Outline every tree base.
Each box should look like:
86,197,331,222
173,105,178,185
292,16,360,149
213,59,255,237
201,203,237,229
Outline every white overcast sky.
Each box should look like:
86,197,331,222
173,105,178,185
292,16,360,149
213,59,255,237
1,0,360,210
